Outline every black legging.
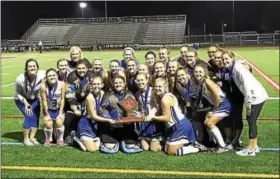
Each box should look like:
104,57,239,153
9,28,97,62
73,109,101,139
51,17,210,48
247,102,265,139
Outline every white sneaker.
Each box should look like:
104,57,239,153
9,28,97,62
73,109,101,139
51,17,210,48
73,136,87,152
254,146,260,153
236,147,256,156
24,139,34,146
30,138,40,145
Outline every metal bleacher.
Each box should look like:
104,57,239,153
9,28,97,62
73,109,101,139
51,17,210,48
25,24,72,45
21,15,187,46
142,21,185,44
69,23,140,45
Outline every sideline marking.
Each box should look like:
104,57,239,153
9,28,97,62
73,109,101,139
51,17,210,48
1,165,279,178
234,53,279,92
1,83,15,88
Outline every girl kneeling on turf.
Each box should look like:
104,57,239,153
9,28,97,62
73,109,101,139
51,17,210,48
135,73,164,152
75,76,115,152
40,68,66,147
145,78,207,156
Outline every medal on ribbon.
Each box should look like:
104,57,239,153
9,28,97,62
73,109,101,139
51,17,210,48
184,80,191,108
95,93,102,111
199,101,204,108
29,75,37,100
141,86,150,113
79,78,87,98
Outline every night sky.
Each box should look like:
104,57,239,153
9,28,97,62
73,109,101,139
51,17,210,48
1,1,280,39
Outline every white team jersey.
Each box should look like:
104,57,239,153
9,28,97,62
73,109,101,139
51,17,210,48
46,81,63,110
232,62,268,105
136,86,157,116
205,85,227,104
163,93,185,128
14,70,46,101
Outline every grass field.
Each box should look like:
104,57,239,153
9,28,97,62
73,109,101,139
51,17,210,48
1,47,279,178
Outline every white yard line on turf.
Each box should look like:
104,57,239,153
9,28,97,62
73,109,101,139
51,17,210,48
1,83,15,88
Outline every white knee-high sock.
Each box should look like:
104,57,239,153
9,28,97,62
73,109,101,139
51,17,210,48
56,126,65,141
44,128,53,142
176,145,199,156
210,127,226,147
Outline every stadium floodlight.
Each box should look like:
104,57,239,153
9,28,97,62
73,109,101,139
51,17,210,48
79,2,87,18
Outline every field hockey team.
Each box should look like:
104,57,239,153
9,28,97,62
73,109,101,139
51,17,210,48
14,45,268,156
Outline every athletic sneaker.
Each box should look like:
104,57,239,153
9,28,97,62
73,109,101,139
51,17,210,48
192,141,209,152
70,130,76,146
44,139,51,147
236,147,256,156
24,139,34,146
57,139,64,147
214,147,229,153
30,138,40,145
254,146,260,153
73,136,87,152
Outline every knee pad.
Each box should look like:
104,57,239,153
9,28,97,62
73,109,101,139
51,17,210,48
120,141,143,154
100,142,119,154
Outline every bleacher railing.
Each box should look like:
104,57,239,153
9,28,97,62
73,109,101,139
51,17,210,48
21,20,39,40
37,15,186,25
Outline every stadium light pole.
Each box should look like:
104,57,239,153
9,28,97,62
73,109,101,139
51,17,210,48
79,2,87,18
232,0,235,32
105,0,108,22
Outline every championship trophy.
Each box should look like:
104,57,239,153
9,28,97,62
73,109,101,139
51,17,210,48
115,96,144,123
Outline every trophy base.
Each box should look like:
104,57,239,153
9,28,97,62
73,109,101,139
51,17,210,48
115,117,144,123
